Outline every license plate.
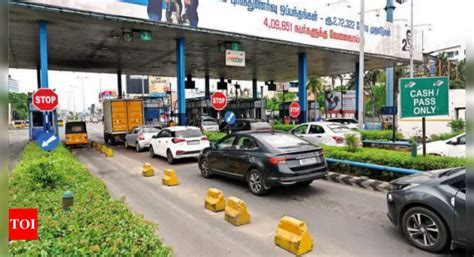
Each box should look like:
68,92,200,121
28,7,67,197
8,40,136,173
187,140,199,145
299,157,318,165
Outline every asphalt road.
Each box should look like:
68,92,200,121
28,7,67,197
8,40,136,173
8,128,30,172
9,123,462,256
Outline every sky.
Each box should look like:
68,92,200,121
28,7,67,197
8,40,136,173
9,0,470,113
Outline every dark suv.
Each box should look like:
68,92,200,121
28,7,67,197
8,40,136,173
386,168,466,252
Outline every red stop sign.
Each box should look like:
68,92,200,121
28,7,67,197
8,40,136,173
211,91,227,111
289,102,301,118
32,88,58,111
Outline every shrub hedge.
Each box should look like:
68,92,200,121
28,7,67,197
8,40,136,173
9,144,173,256
203,131,226,142
360,130,403,141
271,124,296,132
429,131,463,142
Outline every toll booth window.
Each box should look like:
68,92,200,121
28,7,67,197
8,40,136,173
32,112,52,127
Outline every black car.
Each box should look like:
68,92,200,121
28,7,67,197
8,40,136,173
198,131,328,195
219,119,271,134
387,168,466,252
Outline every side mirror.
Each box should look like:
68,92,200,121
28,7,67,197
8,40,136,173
152,135,158,139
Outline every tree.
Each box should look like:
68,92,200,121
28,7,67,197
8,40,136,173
364,70,385,120
307,77,324,121
9,92,28,120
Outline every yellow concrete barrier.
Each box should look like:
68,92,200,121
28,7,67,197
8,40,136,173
204,188,225,212
100,146,107,154
104,148,113,157
95,143,102,151
274,216,313,256
162,169,179,186
224,197,250,226
91,141,96,148
142,163,154,177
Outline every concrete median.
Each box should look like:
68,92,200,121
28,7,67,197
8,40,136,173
204,188,225,212
224,197,250,226
274,216,313,256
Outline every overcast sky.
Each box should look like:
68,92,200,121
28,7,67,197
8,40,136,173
9,0,470,112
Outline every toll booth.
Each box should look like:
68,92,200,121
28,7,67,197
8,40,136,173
186,98,265,121
141,95,171,126
27,96,59,141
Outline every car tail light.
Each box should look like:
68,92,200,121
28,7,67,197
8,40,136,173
201,136,208,141
172,138,186,144
268,156,288,165
176,150,185,155
332,136,344,144
138,133,145,141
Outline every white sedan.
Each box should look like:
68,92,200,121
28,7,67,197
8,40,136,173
417,133,465,157
149,126,210,164
124,125,161,152
289,122,361,147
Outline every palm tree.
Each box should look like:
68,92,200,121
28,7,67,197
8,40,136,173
307,77,324,121
364,70,384,121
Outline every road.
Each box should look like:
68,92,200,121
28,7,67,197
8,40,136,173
8,128,29,171
9,123,462,256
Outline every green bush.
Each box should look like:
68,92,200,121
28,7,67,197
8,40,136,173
448,119,465,133
203,131,226,142
323,146,465,171
344,134,360,153
429,131,463,142
271,124,296,132
9,144,173,256
360,130,403,141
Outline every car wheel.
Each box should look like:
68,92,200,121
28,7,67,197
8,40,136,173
149,146,155,158
247,169,269,196
401,207,449,252
135,142,142,152
199,157,213,178
124,140,129,149
167,150,175,164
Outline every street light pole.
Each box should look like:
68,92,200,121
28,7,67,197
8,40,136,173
409,0,414,78
357,0,365,130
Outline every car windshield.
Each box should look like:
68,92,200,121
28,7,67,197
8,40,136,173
176,129,203,138
259,133,312,149
328,124,352,133
143,127,160,133
203,119,217,126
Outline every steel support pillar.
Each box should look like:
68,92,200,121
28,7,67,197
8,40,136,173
117,70,122,99
205,75,210,100
252,78,258,100
385,0,395,109
355,62,360,120
176,38,186,125
298,53,307,123
39,21,50,132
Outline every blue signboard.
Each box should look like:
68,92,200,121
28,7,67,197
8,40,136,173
224,111,236,125
37,131,60,152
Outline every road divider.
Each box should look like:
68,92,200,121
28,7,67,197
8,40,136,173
142,163,155,177
274,216,313,256
104,147,113,157
162,169,179,186
204,188,225,212
224,197,250,226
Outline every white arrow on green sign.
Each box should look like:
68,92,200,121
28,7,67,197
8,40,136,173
400,76,449,118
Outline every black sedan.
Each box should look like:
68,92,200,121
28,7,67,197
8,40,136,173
387,167,466,252
198,131,328,195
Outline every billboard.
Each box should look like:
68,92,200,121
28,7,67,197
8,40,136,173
19,0,422,61
99,90,117,102
126,75,149,94
324,90,356,114
149,76,171,95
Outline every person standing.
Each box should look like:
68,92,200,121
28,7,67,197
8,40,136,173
148,0,163,22
184,0,199,27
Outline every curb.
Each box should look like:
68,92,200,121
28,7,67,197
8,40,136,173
323,171,392,193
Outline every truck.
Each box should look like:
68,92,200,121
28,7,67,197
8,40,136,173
103,99,144,144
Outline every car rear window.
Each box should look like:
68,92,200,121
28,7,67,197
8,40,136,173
176,129,203,138
66,123,86,134
328,124,352,133
143,127,160,133
203,119,217,126
259,134,311,149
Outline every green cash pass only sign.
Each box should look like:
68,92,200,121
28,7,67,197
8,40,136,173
400,77,449,118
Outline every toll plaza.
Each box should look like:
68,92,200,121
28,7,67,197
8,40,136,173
8,0,422,131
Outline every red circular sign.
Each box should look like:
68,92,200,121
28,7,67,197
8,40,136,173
32,88,58,111
289,102,301,118
211,91,227,111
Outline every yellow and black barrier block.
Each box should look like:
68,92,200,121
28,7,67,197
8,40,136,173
274,216,313,256
104,147,113,157
204,188,225,212
162,169,179,186
224,197,250,226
